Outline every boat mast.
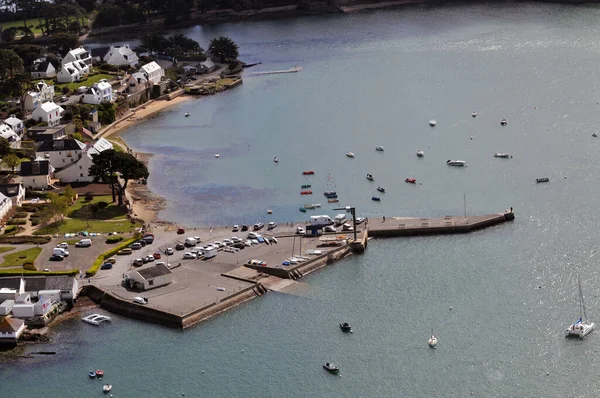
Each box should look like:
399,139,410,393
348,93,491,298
579,274,588,322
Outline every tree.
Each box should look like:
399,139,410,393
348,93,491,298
168,33,203,55
1,73,34,111
11,44,44,69
0,138,12,158
0,49,24,83
2,154,21,176
43,192,69,226
142,34,170,56
63,184,76,205
47,32,79,56
208,36,239,62
89,150,149,206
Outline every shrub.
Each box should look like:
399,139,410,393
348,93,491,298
30,217,40,226
13,212,28,219
106,236,123,244
23,262,36,271
7,219,27,225
0,235,51,244
4,225,17,234
85,193,94,201
87,234,140,276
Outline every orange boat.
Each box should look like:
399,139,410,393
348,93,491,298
405,178,416,184
328,199,339,203
303,170,315,175
301,190,313,195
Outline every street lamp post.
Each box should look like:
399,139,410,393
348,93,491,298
333,205,357,241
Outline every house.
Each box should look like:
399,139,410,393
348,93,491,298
0,300,14,315
103,44,139,67
24,81,55,112
20,160,53,190
183,65,198,75
56,62,82,83
124,72,149,94
43,276,79,300
199,59,218,74
0,183,25,206
90,47,110,64
26,126,67,143
0,288,17,303
82,80,113,105
0,192,13,219
0,317,26,343
31,58,58,79
63,47,92,69
128,262,173,290
140,61,165,85
55,138,113,183
0,124,20,148
11,303,34,318
32,102,64,127
3,115,24,135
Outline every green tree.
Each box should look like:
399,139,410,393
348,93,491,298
141,34,170,56
47,32,79,56
208,36,239,62
1,73,34,111
43,192,69,226
168,33,203,55
0,49,24,83
63,184,77,205
89,150,149,206
2,154,21,176
11,44,44,69
0,138,13,158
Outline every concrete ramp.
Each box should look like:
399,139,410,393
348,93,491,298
261,277,312,296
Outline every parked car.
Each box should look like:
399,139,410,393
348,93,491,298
100,262,113,270
105,257,117,264
253,223,264,231
193,236,201,243
144,255,155,263
247,232,258,239
268,237,278,244
75,239,92,247
232,242,245,249
49,255,64,261
355,217,366,225
267,222,277,230
133,258,144,266
244,240,252,247
257,236,265,243
342,223,354,231
118,248,133,255
251,239,259,245
231,237,241,243
232,225,239,232
153,252,161,259
60,95,68,102
212,241,223,248
296,227,306,235
56,242,69,249
133,296,148,305
177,228,185,234
43,268,50,272
324,225,337,232
175,243,185,250
183,252,196,259
166,247,174,255
241,225,249,231
130,243,143,250
143,235,154,244
136,239,147,247
222,239,232,246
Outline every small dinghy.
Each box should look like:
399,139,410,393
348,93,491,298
324,191,337,198
501,119,507,126
323,362,340,374
366,174,375,181
593,133,598,138
446,160,467,167
303,170,314,175
184,112,190,117
273,157,279,163
328,198,339,203
340,322,352,333
472,111,478,117
377,187,385,193
301,184,311,189
429,335,438,348
103,384,112,393
371,196,381,201
493,153,512,158
88,370,96,378
346,152,355,158
301,190,312,195
375,146,384,151
405,178,416,184
429,120,437,126
267,209,273,214
96,369,104,378
214,154,220,158
416,150,424,157
536,177,550,183
299,207,307,213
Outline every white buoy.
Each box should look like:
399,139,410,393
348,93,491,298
419,182,422,185
470,136,473,140
449,306,453,310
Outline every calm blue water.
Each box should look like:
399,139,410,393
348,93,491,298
6,4,600,396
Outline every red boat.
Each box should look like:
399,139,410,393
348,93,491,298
96,369,104,378
303,170,315,175
405,178,416,184
301,190,313,195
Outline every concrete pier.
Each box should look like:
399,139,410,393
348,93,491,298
368,211,514,237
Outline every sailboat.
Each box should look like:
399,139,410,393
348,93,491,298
566,274,595,338
428,326,438,348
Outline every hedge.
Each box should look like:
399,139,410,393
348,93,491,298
0,235,51,244
106,236,124,244
13,212,28,219
86,234,141,277
4,226,17,234
7,219,27,225
0,269,79,277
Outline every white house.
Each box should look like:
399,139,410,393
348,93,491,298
43,276,79,301
63,47,92,69
104,44,139,67
0,124,20,148
32,102,64,127
56,62,82,83
24,81,55,112
82,80,113,105
0,184,25,206
128,263,173,290
11,303,34,318
19,159,53,190
0,192,12,220
140,61,165,85
0,317,26,342
3,115,24,135
31,59,57,79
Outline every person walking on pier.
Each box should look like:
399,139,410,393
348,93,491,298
383,216,386,223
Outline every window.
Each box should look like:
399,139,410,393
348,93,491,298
67,151,72,157
79,165,82,170
149,280,154,286
80,173,83,177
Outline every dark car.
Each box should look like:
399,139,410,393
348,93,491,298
177,228,185,234
175,243,185,250
100,262,113,270
143,236,154,244
49,255,64,261
137,239,147,247
241,225,249,231
232,242,245,249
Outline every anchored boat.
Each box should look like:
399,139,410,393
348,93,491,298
566,274,595,338
536,177,549,183
446,160,467,167
303,170,314,175
340,322,352,333
346,152,355,158
416,150,424,157
494,153,512,158
301,190,313,195
366,174,375,181
429,120,437,126
371,196,381,201
323,363,340,374
377,187,385,193
375,146,384,151
405,178,416,184
82,314,112,326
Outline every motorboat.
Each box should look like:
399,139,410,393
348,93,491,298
214,154,220,158
377,187,385,193
328,199,339,203
324,191,337,198
375,146,384,151
494,153,512,158
273,157,279,163
88,370,96,378
593,133,598,138
299,207,307,213
416,150,424,157
303,170,314,175
429,120,437,126
366,174,375,181
304,204,316,209
346,152,355,158
96,369,104,378
405,178,416,184
446,160,467,167
184,112,190,117
371,196,381,201
301,184,311,189
428,335,438,348
103,384,112,393
267,209,273,214
501,119,507,126
566,274,595,338
536,177,549,183
323,363,340,374
301,190,313,195
340,322,353,332
81,314,112,326
472,111,478,117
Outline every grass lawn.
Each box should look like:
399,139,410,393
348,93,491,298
0,247,42,269
1,17,45,34
0,246,15,254
107,138,126,153
68,195,127,220
35,219,141,235
55,73,114,91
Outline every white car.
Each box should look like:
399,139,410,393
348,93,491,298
323,225,337,232
247,232,259,239
244,240,252,247
296,227,306,235
232,225,239,232
212,241,223,248
231,237,241,243
355,217,366,225
267,222,277,230
222,239,233,246
165,247,174,255
56,242,69,249
251,239,259,245
193,236,201,243
203,245,216,251
342,223,354,232
183,252,197,259
133,296,148,305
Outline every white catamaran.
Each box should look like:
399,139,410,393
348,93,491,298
566,274,595,338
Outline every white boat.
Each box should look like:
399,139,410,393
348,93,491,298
501,119,507,126
184,113,190,117
81,314,112,326
429,120,436,126
375,146,385,151
366,174,375,181
346,152,355,158
566,274,595,338
273,157,279,163
416,150,424,157
446,160,467,167
493,153,512,158
472,111,477,117
428,335,437,348
103,384,112,393
215,154,220,158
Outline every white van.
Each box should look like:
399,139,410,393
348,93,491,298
310,215,334,226
184,237,197,247
334,214,347,226
53,247,69,257
75,239,92,247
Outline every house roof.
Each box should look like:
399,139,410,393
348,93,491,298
3,116,23,127
201,59,215,69
44,276,75,291
33,61,51,72
20,160,50,177
0,299,14,308
137,263,172,280
0,184,23,198
37,139,84,152
0,277,22,290
66,47,90,58
23,277,46,293
140,61,162,74
38,102,64,114
91,47,110,58
0,124,18,142
0,317,24,333
131,72,147,83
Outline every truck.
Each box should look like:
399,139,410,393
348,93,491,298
310,215,334,227
203,246,217,259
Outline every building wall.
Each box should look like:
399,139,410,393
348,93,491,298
21,174,51,190
0,194,12,219
55,154,94,182
38,290,61,303
34,298,52,315
143,273,173,290
0,322,25,339
0,300,14,315
11,303,34,318
35,149,81,170
56,67,79,83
